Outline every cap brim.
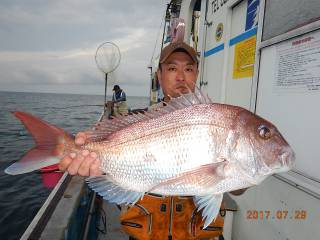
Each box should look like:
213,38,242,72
159,42,198,64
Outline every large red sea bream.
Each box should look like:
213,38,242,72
5,89,294,228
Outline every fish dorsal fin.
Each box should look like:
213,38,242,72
86,113,149,142
194,193,223,229
194,87,212,104
156,87,212,114
86,176,144,205
170,87,211,107
86,88,212,142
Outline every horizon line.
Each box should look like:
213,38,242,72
0,89,149,98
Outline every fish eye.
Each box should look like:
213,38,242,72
258,125,271,140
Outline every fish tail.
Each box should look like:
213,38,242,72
5,111,76,175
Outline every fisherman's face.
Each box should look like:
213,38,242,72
157,51,198,101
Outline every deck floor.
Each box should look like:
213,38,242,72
98,201,129,240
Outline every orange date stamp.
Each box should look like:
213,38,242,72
246,210,307,220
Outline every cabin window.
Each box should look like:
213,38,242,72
263,0,320,41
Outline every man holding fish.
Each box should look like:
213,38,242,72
58,42,253,239
6,42,294,240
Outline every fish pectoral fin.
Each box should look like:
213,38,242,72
194,193,223,229
86,176,143,205
149,162,227,192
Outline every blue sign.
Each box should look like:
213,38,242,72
245,0,260,31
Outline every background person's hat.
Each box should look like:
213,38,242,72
112,85,120,91
159,42,198,64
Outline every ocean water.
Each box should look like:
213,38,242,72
0,91,149,240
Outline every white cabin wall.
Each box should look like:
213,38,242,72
180,0,197,44
197,0,207,87
197,0,206,53
201,1,230,102
194,0,258,105
224,0,255,109
179,0,207,88
231,176,320,240
179,0,259,104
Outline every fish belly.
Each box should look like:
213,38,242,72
98,123,229,196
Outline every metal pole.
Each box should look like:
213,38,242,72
160,3,170,51
104,73,108,113
81,191,97,240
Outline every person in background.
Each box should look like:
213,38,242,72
59,41,245,240
109,84,128,116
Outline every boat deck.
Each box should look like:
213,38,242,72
98,202,129,240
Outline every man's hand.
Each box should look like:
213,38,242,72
59,132,102,176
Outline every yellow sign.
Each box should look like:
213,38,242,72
233,35,256,79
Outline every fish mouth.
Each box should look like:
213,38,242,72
261,148,295,175
279,148,295,169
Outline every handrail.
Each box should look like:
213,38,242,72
20,173,72,239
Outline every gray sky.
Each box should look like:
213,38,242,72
0,0,167,96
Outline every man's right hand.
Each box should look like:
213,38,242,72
59,132,102,176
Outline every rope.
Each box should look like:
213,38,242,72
150,3,168,64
